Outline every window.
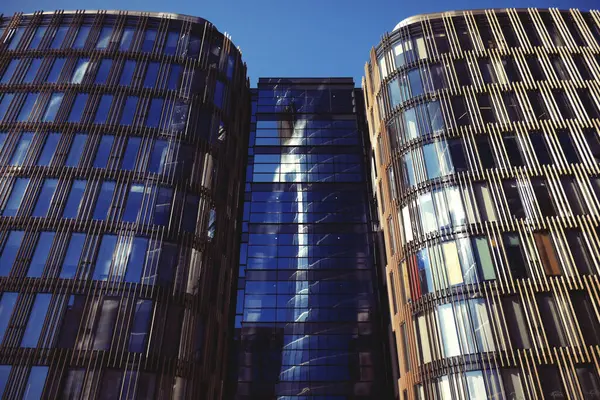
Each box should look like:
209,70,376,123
0,293,18,343
416,314,431,364
478,94,496,123
141,29,157,52
553,90,575,119
557,130,580,163
59,233,86,278
536,293,568,346
93,181,115,220
408,68,423,97
452,96,470,127
27,232,55,278
120,96,138,125
527,90,549,120
419,193,436,234
119,27,134,51
63,180,87,219
42,92,64,122
22,366,48,400
503,92,523,122
167,65,182,90
442,241,463,286
479,58,497,84
146,98,163,128
94,59,112,84
50,26,68,49
94,95,113,124
37,133,60,166
123,184,145,223
565,230,594,275
453,17,473,51
93,297,119,350
388,78,402,108
438,303,461,357
60,369,85,399
5,27,25,50
571,291,600,345
67,94,88,122
65,133,88,167
121,137,141,170
503,179,525,218
148,140,169,174
473,182,497,221
71,58,89,84
98,370,122,399
165,31,179,55
143,62,159,88
10,132,34,165
550,55,570,80
93,235,118,280
531,178,556,217
3,178,29,216
502,296,531,348
72,26,91,49
448,139,467,171
576,365,600,399
128,299,152,352
93,135,114,168
124,238,149,283
417,248,433,294
0,93,15,121
503,134,524,166
453,60,472,86
119,60,135,86
503,233,528,279
46,57,66,82
472,236,496,280
0,59,19,84
476,136,496,169
561,177,587,215
502,57,521,81
572,54,593,80
539,366,566,400
534,232,561,276
154,187,173,226
525,56,545,81
32,179,58,217
17,93,40,122
578,88,600,119
21,293,51,347
529,131,552,165
400,323,410,372
96,26,113,49
23,58,42,83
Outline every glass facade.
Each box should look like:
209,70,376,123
230,78,391,399
364,8,600,400
0,10,249,400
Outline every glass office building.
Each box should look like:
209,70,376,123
230,78,392,399
364,7,600,400
0,10,249,399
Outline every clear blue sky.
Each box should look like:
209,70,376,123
1,0,597,85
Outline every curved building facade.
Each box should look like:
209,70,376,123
0,10,249,399
364,7,600,399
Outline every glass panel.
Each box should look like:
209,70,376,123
539,366,566,400
148,140,168,173
93,235,118,280
164,31,179,55
93,181,115,220
23,58,42,83
503,233,528,279
98,369,122,400
154,187,173,226
10,132,34,165
536,293,568,346
120,27,134,51
120,96,138,126
22,366,48,400
42,92,64,122
0,93,15,121
67,94,88,123
65,133,87,167
93,298,119,350
141,29,157,52
122,184,145,223
32,179,58,217
423,143,441,179
417,248,433,294
534,232,561,276
94,95,113,124
17,93,40,122
94,59,112,84
128,299,153,352
63,180,87,219
37,133,60,166
56,295,85,348
167,65,182,90
21,293,52,347
27,232,55,277
502,296,531,348
565,230,594,275
474,182,497,222
571,291,600,346
119,60,135,86
442,241,463,286
469,298,495,352
96,26,113,49
121,137,140,170
0,293,18,343
93,135,114,168
0,59,19,84
124,238,148,283
72,26,91,49
446,186,466,226
419,192,436,234
0,231,24,275
3,178,29,216
61,368,85,399
457,237,478,284
473,237,496,280
146,98,163,128
0,366,10,398
50,26,68,49
6,27,25,50
438,303,461,357
59,233,86,279
143,62,159,88
71,58,89,84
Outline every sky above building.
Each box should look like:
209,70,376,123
1,0,597,85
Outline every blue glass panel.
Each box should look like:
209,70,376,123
32,179,58,217
408,68,424,97
0,293,17,344
6,27,25,50
21,293,52,347
72,26,91,49
167,65,181,90
22,366,49,400
62,180,87,219
148,140,168,173
65,133,87,166
423,143,442,179
92,181,115,220
0,366,11,398
214,80,225,109
93,135,114,168
27,232,55,277
10,132,34,165
42,93,64,122
187,34,201,58
46,57,65,83
141,29,157,52
37,133,60,166
0,133,6,153
120,27,134,51
0,93,14,121
71,58,89,84
59,233,86,278
124,237,149,283
96,26,113,49
0,231,24,275
128,299,152,351
0,59,19,84
154,187,172,226
120,137,140,170
119,60,135,86
143,62,159,88
94,95,113,124
50,26,68,49
17,93,40,121
164,31,179,55
120,96,138,126
146,98,163,128
93,235,117,280
122,184,145,223
94,59,112,84
3,178,29,216
67,94,88,123
28,26,47,49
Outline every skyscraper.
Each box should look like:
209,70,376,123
0,10,248,399
364,7,600,399
230,78,392,399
